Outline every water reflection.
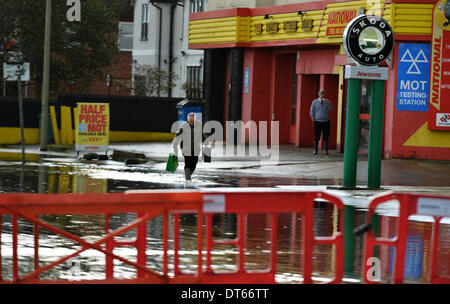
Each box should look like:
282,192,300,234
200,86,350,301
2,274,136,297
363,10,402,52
1,205,449,283
0,162,448,283
0,164,174,194
0,162,341,194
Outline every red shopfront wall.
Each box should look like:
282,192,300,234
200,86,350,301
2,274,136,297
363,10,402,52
242,48,273,144
241,47,339,148
273,53,296,144
384,41,450,160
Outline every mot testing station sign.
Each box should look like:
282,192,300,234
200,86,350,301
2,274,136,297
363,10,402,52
396,43,431,111
429,0,450,130
75,103,110,152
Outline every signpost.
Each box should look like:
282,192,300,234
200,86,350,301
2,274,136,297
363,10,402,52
4,53,29,164
16,66,26,164
341,15,394,189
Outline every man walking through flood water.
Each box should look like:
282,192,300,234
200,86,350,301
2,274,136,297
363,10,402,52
172,112,206,182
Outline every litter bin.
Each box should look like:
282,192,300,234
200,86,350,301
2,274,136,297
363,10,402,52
176,99,203,128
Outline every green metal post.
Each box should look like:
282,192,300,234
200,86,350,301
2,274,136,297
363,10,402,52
367,80,385,189
343,78,361,188
344,205,355,276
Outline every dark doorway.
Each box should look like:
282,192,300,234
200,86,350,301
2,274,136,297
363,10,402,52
273,53,296,144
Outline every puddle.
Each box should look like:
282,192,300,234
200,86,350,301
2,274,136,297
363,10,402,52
0,159,448,284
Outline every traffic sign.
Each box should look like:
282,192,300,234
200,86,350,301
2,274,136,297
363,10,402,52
3,63,30,82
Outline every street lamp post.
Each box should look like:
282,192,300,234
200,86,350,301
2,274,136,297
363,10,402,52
40,0,52,151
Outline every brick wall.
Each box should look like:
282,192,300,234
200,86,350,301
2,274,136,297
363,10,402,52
89,51,133,96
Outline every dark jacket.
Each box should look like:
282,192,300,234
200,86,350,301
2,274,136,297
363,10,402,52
172,120,206,156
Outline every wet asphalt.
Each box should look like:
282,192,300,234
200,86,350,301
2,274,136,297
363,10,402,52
0,142,449,196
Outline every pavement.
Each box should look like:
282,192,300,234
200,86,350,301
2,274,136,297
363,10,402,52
111,142,450,187
2,142,449,196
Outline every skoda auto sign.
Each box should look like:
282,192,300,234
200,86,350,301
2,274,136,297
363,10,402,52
343,15,394,66
341,15,393,189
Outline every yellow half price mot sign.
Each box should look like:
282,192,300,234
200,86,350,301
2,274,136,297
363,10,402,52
75,103,110,152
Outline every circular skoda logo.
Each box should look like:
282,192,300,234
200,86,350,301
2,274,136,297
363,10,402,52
343,15,394,66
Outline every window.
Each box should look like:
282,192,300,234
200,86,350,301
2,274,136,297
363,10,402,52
141,4,149,40
190,0,205,13
185,66,203,100
118,22,133,51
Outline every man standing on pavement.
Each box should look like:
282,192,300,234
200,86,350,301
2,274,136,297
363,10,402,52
172,113,206,181
310,89,334,155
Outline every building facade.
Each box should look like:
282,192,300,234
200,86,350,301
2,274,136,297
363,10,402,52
189,0,450,160
89,18,134,97
132,0,205,99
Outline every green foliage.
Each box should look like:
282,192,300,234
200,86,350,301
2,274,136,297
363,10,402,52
0,0,121,96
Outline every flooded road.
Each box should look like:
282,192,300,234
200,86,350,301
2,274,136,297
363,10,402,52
0,157,448,283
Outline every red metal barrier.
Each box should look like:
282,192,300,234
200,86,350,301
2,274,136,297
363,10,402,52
0,192,204,284
170,191,345,284
0,190,344,284
363,191,450,284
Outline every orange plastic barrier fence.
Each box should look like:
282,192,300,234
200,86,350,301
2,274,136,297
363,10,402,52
0,190,344,284
173,191,344,284
0,192,204,284
363,192,450,284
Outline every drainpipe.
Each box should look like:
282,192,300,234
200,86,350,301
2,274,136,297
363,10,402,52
150,1,162,97
175,1,185,98
168,2,176,98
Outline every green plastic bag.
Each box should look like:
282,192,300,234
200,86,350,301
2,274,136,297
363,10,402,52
165,153,178,173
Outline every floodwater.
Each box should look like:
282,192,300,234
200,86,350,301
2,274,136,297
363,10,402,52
0,158,449,283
